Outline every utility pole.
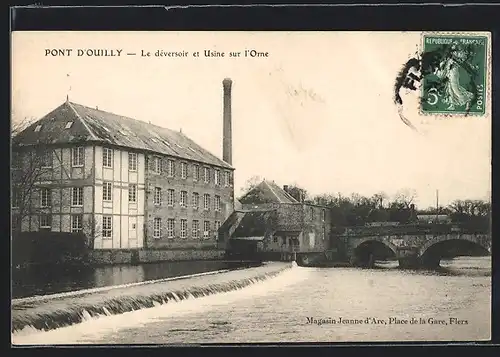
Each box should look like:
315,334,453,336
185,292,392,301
435,189,439,223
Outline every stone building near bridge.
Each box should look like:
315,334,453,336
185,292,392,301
219,180,332,262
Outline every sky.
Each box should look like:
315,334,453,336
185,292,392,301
11,31,491,208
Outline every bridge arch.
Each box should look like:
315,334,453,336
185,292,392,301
419,235,490,268
351,238,398,268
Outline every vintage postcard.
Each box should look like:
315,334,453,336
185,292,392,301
11,31,491,345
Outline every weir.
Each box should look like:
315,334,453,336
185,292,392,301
12,262,292,334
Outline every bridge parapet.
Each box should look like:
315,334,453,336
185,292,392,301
336,223,488,238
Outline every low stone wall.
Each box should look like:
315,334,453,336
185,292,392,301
138,249,225,263
87,249,225,265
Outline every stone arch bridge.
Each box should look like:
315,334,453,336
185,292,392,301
342,227,491,268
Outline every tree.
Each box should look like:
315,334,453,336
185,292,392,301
392,188,418,209
448,199,490,230
285,183,309,203
81,215,101,249
371,192,388,209
11,116,37,138
239,175,262,197
12,149,56,235
11,117,63,236
448,199,490,217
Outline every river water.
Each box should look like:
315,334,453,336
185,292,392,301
12,256,491,344
11,260,258,299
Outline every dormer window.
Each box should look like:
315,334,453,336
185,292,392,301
65,122,73,129
34,125,42,132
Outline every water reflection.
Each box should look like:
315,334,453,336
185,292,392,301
374,256,491,277
12,260,260,299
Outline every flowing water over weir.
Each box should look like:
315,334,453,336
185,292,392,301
12,262,293,335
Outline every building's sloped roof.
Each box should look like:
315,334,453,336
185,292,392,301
239,180,298,204
220,210,246,237
234,198,243,210
232,209,276,238
13,101,233,169
417,215,451,221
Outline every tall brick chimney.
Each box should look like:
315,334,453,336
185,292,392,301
222,78,232,165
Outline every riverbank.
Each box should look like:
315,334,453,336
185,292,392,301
12,261,293,335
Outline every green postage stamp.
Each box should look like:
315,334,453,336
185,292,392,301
420,32,490,116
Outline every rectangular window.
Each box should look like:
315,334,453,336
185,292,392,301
72,147,84,167
102,215,112,238
193,165,200,181
214,195,221,211
167,159,175,177
71,214,83,233
128,184,137,203
214,220,221,239
167,189,175,206
181,162,187,179
203,167,210,183
224,171,231,187
322,209,326,221
273,236,278,243
203,221,210,239
180,219,187,238
214,170,220,186
310,207,314,220
180,190,188,207
153,156,161,173
192,220,199,239
12,188,20,208
71,187,83,206
40,188,51,207
128,152,137,171
103,148,113,168
323,226,326,240
153,217,161,239
154,187,162,205
192,192,199,210
39,214,51,229
38,150,52,168
103,182,112,201
167,218,175,238
203,194,210,211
